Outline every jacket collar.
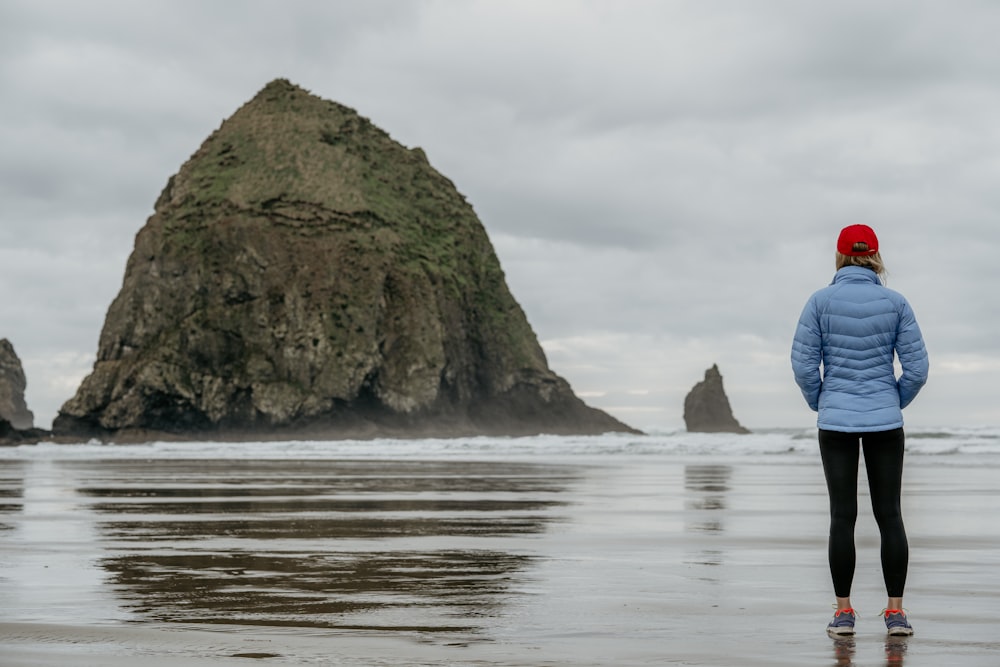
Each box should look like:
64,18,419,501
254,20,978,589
832,265,882,286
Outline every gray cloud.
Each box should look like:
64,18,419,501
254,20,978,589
2,0,998,430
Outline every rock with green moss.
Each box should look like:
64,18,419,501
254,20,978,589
54,79,637,441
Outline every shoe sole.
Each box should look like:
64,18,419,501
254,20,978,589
887,627,913,636
827,627,855,637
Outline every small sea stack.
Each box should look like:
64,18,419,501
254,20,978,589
0,339,50,445
683,364,750,434
0,339,34,430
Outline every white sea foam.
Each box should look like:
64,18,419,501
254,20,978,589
4,426,1000,463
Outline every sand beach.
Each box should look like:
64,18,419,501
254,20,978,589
2,431,1000,666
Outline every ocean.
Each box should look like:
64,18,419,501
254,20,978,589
3,428,1000,666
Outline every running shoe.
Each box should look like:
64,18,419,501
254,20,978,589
827,608,856,636
883,609,914,636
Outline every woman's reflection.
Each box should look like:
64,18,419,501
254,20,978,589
828,635,908,666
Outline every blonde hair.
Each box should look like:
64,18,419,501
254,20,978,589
836,247,886,279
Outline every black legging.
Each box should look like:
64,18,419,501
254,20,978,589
819,428,908,598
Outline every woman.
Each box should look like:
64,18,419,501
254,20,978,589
791,224,929,637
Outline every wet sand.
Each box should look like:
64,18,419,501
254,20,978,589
2,450,1000,666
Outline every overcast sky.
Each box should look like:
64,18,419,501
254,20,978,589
2,0,999,431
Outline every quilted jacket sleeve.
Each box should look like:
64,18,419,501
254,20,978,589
896,299,929,409
791,296,823,411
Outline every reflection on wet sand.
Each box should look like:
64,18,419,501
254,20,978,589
0,461,24,532
829,635,908,666
684,464,731,533
683,465,730,575
79,459,579,636
106,549,533,631
831,636,856,666
884,636,908,665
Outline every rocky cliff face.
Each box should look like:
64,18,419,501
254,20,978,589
0,339,34,430
54,79,636,441
683,364,749,434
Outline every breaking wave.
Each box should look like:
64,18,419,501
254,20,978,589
4,426,1000,463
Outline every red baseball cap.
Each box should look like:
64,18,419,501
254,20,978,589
837,225,879,256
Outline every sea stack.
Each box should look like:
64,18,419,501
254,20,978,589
54,79,637,441
0,339,34,430
683,364,750,434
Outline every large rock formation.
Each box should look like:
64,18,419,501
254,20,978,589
683,364,749,434
0,339,34,430
54,79,637,441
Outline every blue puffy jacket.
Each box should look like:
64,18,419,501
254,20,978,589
791,266,928,432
